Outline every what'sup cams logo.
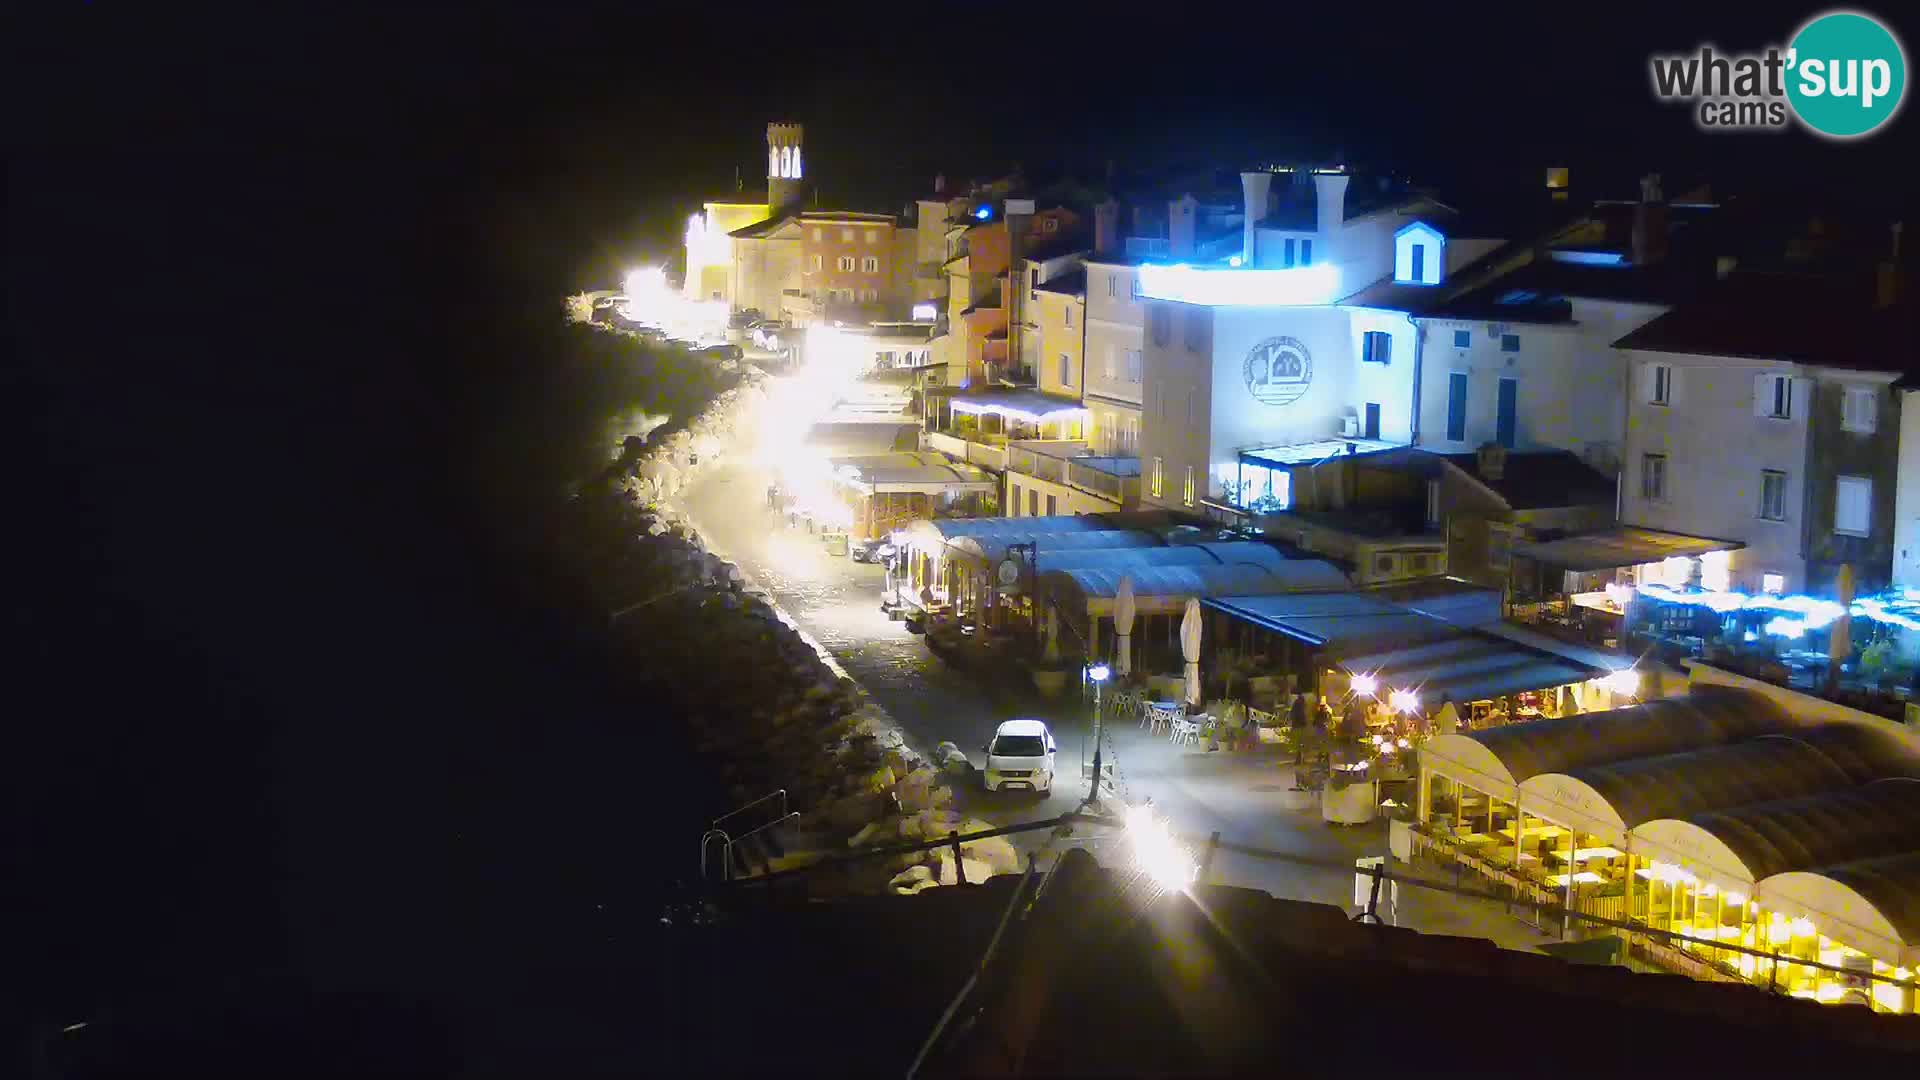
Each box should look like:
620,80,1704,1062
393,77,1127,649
1650,10,1906,138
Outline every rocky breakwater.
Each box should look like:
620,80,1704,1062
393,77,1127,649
580,358,1013,894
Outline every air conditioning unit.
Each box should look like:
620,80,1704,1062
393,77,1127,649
1339,415,1360,437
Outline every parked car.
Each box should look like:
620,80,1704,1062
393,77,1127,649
699,343,744,361
849,537,895,564
982,719,1057,794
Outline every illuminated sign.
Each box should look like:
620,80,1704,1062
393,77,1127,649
1137,263,1339,307
1243,336,1313,407
911,302,938,321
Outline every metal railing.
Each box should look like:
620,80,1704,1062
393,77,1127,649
695,808,1920,1013
1066,460,1136,502
700,790,792,883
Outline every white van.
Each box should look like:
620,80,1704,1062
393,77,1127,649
982,719,1057,794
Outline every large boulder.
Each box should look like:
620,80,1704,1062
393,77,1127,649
893,768,952,814
820,790,889,832
932,741,973,777
889,864,937,895
927,847,997,887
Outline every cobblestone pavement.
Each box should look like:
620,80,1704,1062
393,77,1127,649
677,441,1552,951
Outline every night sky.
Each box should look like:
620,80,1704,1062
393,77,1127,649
12,3,1913,1073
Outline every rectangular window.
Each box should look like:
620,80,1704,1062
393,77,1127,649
862,256,880,273
1650,364,1672,405
864,229,878,244
1299,238,1312,265
1047,493,1057,515
1029,489,1040,516
1029,268,1038,299
1761,573,1786,594
1059,354,1072,387
1641,453,1667,502
1446,372,1469,441
1107,273,1117,298
1183,309,1204,352
1835,475,1872,536
1410,243,1426,282
1500,333,1520,353
841,228,854,243
1103,345,1116,381
1426,479,1441,528
1453,329,1471,348
1282,238,1296,267
1496,378,1518,448
811,227,822,242
810,254,822,272
1183,466,1195,507
1010,482,1021,515
1125,349,1142,382
1363,402,1381,440
1151,456,1164,498
1064,306,1074,328
1760,469,1788,521
1757,374,1792,419
837,255,855,272
1362,330,1392,364
1843,386,1877,433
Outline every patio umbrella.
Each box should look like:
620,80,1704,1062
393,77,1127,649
1181,597,1203,708
1828,563,1855,687
1114,576,1136,677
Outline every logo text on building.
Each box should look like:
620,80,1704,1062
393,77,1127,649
1245,336,1313,407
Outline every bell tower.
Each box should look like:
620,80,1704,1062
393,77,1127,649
767,122,805,211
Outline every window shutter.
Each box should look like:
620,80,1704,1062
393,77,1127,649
1752,374,1772,417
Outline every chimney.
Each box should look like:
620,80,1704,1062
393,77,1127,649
1878,221,1905,309
1476,442,1508,481
934,173,946,195
1631,173,1669,266
1546,167,1569,202
1094,198,1121,257
1168,194,1198,260
1240,171,1273,267
1311,170,1349,247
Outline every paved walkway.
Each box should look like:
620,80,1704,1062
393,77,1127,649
676,451,1554,952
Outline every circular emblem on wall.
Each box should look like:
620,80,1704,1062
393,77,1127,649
1243,336,1313,407
996,558,1023,591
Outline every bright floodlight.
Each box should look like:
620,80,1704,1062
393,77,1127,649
623,267,666,297
1350,673,1378,697
1605,669,1640,696
1126,804,1197,892
1088,663,1111,682
1388,689,1419,713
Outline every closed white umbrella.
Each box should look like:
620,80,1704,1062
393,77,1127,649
1113,576,1137,678
1181,597,1203,708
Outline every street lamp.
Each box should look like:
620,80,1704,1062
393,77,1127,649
1085,662,1111,804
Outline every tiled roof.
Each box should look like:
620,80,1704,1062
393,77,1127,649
1438,449,1616,510
1033,268,1086,296
1612,272,1917,373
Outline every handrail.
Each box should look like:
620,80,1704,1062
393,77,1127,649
727,811,802,878
700,828,733,883
712,789,787,830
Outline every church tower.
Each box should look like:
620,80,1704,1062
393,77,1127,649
767,122,805,211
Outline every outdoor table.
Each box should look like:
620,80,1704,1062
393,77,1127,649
1497,823,1565,841
1570,846,1624,861
1145,701,1181,735
1546,872,1606,887
1453,832,1494,845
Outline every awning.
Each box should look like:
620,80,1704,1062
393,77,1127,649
946,388,1088,423
1204,591,1466,657
828,453,997,496
1336,634,1605,708
1512,527,1744,572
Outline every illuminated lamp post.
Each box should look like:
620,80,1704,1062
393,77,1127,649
1085,662,1110,804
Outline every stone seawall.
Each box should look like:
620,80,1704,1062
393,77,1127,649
575,325,1005,891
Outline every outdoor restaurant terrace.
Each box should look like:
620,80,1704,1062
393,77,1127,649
1414,686,1920,1013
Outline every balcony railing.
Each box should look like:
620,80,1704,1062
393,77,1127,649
1002,440,1141,504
